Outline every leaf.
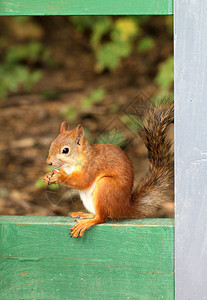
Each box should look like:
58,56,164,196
155,56,174,91
6,46,28,64
97,129,125,147
96,41,131,71
47,183,60,191
61,106,78,122
112,18,139,42
35,177,47,189
69,16,103,31
82,88,105,108
91,17,112,50
5,42,51,65
137,37,155,53
82,97,92,109
121,115,142,133
90,88,105,102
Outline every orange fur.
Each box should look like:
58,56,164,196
43,104,174,238
71,212,94,218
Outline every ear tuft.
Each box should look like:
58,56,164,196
60,121,70,134
75,124,84,145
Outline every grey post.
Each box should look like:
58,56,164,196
175,0,207,298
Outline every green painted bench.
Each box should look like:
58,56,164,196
0,216,174,299
0,0,173,15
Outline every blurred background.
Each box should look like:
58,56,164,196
0,16,173,216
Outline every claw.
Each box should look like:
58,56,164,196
68,218,100,238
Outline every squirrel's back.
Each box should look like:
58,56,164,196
90,143,134,193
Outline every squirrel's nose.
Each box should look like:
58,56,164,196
47,159,53,166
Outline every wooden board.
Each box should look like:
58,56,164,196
0,0,173,16
0,216,174,299
174,0,207,298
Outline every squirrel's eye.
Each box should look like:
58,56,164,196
62,147,69,154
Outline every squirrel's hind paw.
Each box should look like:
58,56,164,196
69,219,98,238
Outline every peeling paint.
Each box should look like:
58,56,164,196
18,272,28,277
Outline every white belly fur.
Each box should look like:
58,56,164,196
63,166,75,175
78,182,96,215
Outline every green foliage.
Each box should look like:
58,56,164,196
69,16,141,72
61,106,78,122
82,88,105,109
110,103,120,113
70,16,104,32
0,65,41,99
165,16,173,36
97,18,139,71
35,177,47,189
112,18,139,42
0,41,52,99
130,16,151,24
96,41,131,71
13,16,32,23
69,15,173,75
82,127,93,144
90,17,112,50
121,115,142,133
0,37,7,48
155,55,174,91
5,42,51,65
61,87,105,122
137,37,155,53
151,94,174,107
96,129,125,147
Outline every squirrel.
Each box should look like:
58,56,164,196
43,103,174,238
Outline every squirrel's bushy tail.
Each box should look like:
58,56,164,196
132,103,174,218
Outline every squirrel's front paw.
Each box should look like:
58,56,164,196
43,171,54,185
43,170,60,185
48,172,62,184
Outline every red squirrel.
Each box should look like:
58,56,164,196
43,103,174,238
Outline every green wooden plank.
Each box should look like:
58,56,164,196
0,0,173,16
0,215,174,225
0,216,174,299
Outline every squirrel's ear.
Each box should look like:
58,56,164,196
75,124,84,145
60,121,70,133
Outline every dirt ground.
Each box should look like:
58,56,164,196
0,16,173,217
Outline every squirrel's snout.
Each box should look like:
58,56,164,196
47,158,53,166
